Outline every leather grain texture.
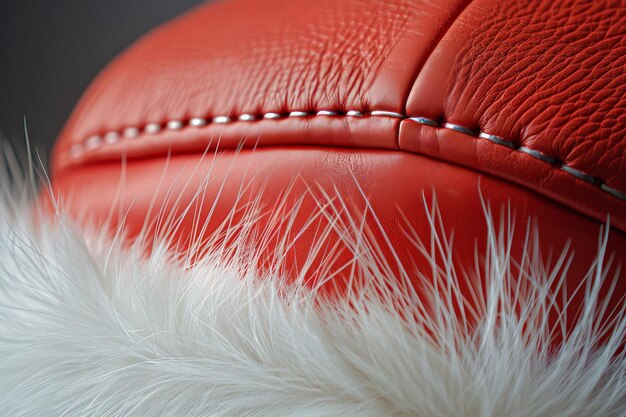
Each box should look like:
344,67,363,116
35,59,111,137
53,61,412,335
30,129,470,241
52,0,626,232
50,0,626,328
53,0,469,165
404,0,626,232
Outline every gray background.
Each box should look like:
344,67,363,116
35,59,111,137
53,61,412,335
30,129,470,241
0,0,202,163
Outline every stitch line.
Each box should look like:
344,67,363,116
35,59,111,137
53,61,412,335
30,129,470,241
67,110,626,202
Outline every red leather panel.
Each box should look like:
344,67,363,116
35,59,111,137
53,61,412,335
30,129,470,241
404,0,626,231
51,0,626,234
48,0,626,338
53,148,626,334
53,0,468,167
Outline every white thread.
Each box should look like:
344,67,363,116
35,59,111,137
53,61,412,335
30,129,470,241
213,116,231,124
167,120,183,130
409,116,438,127
123,127,140,138
478,132,516,149
601,183,626,200
104,132,120,144
144,123,161,134
443,122,476,136
67,110,625,201
84,135,102,150
561,165,596,184
189,118,207,127
518,146,559,166
370,110,404,118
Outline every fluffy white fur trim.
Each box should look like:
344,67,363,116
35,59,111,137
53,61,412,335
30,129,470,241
0,156,624,416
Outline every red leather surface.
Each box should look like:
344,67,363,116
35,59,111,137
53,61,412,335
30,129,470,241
53,148,626,328
53,0,469,164
404,0,626,233
49,0,626,333
51,0,626,233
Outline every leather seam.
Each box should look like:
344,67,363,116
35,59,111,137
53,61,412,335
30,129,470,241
66,110,626,202
399,0,475,114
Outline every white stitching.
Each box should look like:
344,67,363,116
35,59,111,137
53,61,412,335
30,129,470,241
166,120,183,130
561,164,596,184
213,116,231,124
189,117,207,127
144,123,161,134
67,110,626,202
84,135,102,150
104,131,120,144
123,127,140,138
601,183,626,201
478,132,516,149
238,114,257,121
370,110,404,118
518,146,559,166
408,116,438,127
443,122,476,136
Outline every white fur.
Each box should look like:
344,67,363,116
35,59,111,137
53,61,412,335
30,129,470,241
0,152,624,416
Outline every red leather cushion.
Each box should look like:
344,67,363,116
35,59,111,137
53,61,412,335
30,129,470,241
50,0,626,335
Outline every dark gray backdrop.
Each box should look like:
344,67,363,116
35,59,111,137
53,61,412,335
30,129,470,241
0,0,203,163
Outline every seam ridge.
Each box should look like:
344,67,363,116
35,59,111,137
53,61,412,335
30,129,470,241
398,0,476,113
66,110,625,202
